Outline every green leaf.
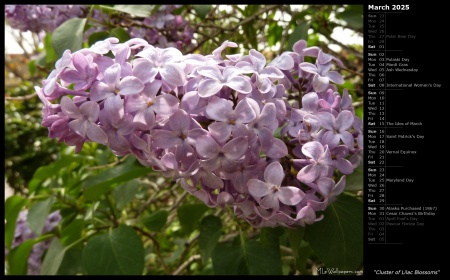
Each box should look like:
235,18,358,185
52,18,87,57
88,31,110,47
82,157,152,201
82,225,144,275
212,237,282,275
29,154,80,193
110,27,130,43
212,243,246,275
36,52,47,67
287,22,309,51
112,5,152,17
345,165,363,191
43,33,58,64
57,247,84,275
305,194,363,271
193,5,211,20
27,198,54,235
142,210,168,232
268,23,283,47
242,5,259,49
5,196,27,249
177,203,209,235
41,238,65,275
285,227,307,272
199,215,222,263
7,239,38,275
113,180,139,210
61,219,84,246
28,60,36,77
337,7,363,30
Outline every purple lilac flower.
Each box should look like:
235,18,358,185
296,141,334,184
197,65,252,97
5,5,87,33
248,162,305,210
299,51,344,92
36,37,362,228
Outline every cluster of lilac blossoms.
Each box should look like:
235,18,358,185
5,210,61,275
5,5,193,51
36,37,363,228
5,5,87,33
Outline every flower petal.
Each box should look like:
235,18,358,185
202,171,224,189
260,193,279,210
312,74,330,92
196,135,220,158
322,131,340,149
317,112,335,131
301,141,324,161
208,122,232,144
336,110,354,131
248,179,271,198
297,164,320,183
326,71,344,84
152,130,182,148
222,136,248,160
225,76,252,94
265,138,288,159
198,78,223,98
340,131,355,149
104,63,121,88
299,62,318,74
263,161,284,186
235,98,257,124
278,187,304,205
61,96,82,119
160,63,186,86
86,123,108,144
205,97,232,122
132,58,158,83
336,158,354,174
153,94,179,116
119,76,144,95
168,109,191,133
197,65,222,80
302,92,318,112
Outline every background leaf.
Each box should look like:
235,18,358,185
113,180,139,210
336,6,363,30
177,203,209,235
112,5,152,17
7,239,38,275
41,238,66,275
52,18,87,57
199,215,222,263
88,31,110,47
82,225,144,275
43,33,57,64
27,198,53,235
212,229,282,275
193,5,211,20
110,27,131,43
57,247,84,275
305,194,363,271
142,210,168,232
287,22,309,51
5,196,27,249
60,219,84,246
82,157,152,201
285,227,307,272
345,165,363,191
